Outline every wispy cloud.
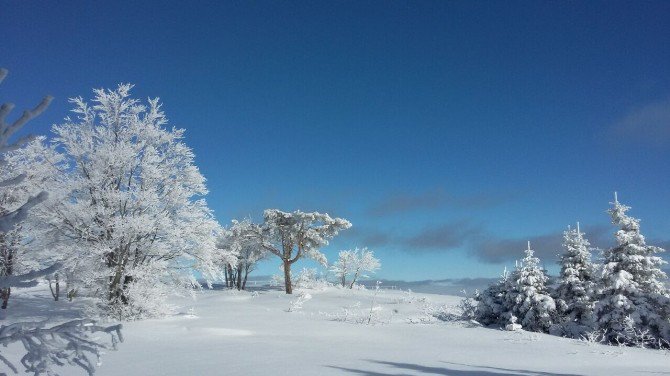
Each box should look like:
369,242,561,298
609,97,670,146
403,221,483,251
341,221,482,252
343,219,668,266
367,189,513,217
470,225,613,264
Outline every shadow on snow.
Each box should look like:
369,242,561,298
326,360,584,376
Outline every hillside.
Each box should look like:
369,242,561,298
3,285,668,375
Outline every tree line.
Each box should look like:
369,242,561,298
474,195,670,348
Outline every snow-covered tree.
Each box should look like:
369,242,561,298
331,247,380,288
594,193,670,346
0,69,57,311
217,219,264,290
38,84,227,319
510,242,557,332
0,138,64,308
475,267,513,326
0,68,122,374
252,209,351,294
553,223,597,337
332,250,355,288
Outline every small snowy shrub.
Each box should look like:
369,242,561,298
505,315,522,331
458,290,479,321
580,328,607,346
270,273,284,288
287,292,312,312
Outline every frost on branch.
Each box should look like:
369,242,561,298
0,69,51,234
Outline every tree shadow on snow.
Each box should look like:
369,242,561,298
326,360,584,376
2,291,86,322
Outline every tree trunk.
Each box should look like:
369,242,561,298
119,275,133,304
242,269,249,290
283,259,293,294
227,264,234,289
49,273,60,301
349,271,359,289
65,277,76,301
224,266,229,288
341,274,346,288
0,288,9,309
236,265,242,291
1,248,13,309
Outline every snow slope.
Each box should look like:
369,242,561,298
3,285,669,375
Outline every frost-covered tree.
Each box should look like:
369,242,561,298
510,242,557,332
0,68,53,310
594,193,670,346
252,209,351,294
332,250,355,288
217,219,264,290
331,247,380,288
0,138,64,308
38,84,227,319
0,68,122,374
553,223,597,337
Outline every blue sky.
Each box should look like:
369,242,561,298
2,1,669,281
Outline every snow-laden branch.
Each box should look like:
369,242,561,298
0,96,53,154
0,191,48,233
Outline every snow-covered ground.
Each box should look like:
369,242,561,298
3,285,669,375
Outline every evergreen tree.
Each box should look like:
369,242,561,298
511,242,557,332
594,193,670,347
554,223,597,337
475,267,513,326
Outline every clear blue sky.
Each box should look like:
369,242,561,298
2,1,669,281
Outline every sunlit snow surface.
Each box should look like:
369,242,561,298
3,285,669,375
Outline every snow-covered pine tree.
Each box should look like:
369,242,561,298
594,193,670,347
553,222,597,337
511,241,557,332
475,267,513,326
